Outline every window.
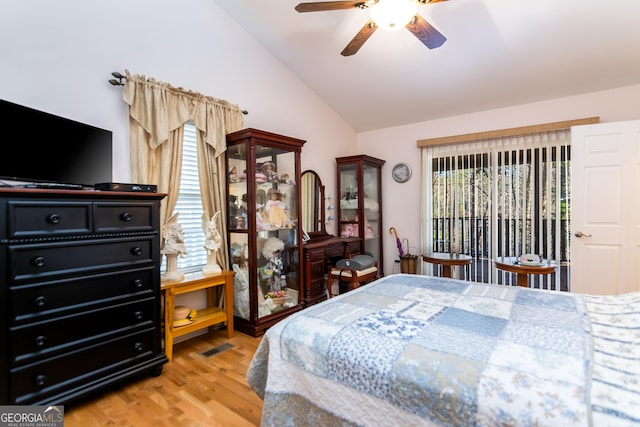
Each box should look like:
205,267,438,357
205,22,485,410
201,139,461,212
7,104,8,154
422,130,570,291
161,122,207,272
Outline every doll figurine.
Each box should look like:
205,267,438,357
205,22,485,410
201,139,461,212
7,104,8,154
233,194,247,229
228,195,238,228
259,237,285,293
229,166,239,182
262,188,289,229
231,243,250,319
261,161,278,182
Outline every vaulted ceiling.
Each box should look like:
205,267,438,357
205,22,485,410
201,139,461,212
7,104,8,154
214,1,640,132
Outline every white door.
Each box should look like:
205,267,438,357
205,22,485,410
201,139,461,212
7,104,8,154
571,120,640,295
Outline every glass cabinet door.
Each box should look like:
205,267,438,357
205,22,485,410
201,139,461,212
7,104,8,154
338,163,359,236
227,142,250,320
362,162,381,262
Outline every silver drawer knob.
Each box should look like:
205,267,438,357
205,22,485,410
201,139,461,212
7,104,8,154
47,213,61,224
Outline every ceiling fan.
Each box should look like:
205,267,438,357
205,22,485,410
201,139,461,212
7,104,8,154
295,0,448,56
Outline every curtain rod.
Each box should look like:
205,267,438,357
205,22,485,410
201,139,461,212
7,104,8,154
108,71,248,115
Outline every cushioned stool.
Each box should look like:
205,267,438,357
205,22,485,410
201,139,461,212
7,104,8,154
327,260,378,298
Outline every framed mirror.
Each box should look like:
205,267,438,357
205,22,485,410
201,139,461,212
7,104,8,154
301,170,329,239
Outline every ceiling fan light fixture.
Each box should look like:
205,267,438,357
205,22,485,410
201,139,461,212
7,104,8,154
370,0,417,31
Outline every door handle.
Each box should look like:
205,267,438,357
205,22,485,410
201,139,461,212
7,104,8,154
574,231,592,238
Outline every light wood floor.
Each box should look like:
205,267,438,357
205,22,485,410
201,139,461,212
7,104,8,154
64,330,264,427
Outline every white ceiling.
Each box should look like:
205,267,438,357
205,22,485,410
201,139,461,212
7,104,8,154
214,0,640,132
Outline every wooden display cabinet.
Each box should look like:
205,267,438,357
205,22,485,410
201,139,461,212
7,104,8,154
336,155,386,276
226,128,306,337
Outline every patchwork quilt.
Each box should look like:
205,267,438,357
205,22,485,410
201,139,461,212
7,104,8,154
247,274,640,426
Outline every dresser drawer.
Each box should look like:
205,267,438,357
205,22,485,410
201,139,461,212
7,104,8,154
10,267,156,324
307,248,326,262
9,329,157,404
325,245,345,258
309,278,325,296
7,201,92,238
309,259,325,282
94,202,157,233
9,237,156,283
10,297,157,365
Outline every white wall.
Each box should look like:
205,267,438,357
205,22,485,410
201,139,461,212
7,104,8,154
360,84,640,275
0,0,356,227
2,0,640,277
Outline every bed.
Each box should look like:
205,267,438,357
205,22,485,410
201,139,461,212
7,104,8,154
246,274,640,426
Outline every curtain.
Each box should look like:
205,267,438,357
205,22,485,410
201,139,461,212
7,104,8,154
122,70,244,270
421,130,570,291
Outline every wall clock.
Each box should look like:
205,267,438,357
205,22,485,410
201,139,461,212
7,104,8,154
392,163,412,183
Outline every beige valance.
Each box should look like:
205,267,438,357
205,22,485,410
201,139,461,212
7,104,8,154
122,69,244,154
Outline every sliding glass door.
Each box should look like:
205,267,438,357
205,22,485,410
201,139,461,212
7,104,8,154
422,130,570,291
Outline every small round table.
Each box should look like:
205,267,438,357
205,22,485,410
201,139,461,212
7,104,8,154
493,256,558,287
422,253,473,279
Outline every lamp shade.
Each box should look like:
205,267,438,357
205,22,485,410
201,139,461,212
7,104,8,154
370,0,417,31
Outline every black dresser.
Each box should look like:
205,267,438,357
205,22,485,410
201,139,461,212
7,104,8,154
0,188,167,405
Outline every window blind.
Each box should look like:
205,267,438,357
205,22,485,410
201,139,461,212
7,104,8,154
161,123,207,272
422,130,570,291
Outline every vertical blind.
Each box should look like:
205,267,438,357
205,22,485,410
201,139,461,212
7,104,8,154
421,130,570,291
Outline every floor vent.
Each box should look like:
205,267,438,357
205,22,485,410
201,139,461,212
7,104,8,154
201,343,233,357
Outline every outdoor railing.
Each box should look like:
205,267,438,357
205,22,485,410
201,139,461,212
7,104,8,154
432,217,570,291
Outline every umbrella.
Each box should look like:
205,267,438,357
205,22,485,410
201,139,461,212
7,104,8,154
389,227,404,257
403,238,410,256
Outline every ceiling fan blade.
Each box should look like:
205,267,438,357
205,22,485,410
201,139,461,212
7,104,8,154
341,19,378,56
295,1,371,13
405,13,446,49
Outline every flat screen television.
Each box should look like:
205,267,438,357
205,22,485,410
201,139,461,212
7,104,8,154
0,98,113,188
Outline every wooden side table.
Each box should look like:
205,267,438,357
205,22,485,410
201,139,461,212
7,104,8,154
494,257,557,287
422,253,472,279
161,270,234,362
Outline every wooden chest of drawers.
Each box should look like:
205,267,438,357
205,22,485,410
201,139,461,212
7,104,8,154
302,236,362,305
0,188,167,405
